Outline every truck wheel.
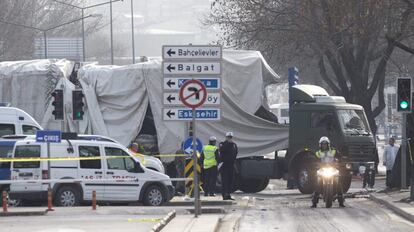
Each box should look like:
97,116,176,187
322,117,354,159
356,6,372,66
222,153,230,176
55,186,80,207
297,166,315,194
341,175,352,193
143,185,164,206
239,178,269,193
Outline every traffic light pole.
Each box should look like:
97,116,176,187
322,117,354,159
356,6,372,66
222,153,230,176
402,113,407,189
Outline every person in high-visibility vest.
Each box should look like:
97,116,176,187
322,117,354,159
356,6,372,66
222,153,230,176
129,142,146,165
201,136,220,197
311,136,345,208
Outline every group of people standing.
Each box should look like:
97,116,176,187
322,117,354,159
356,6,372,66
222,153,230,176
201,132,238,200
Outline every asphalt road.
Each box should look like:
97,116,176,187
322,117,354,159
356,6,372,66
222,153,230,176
225,179,414,232
0,207,172,232
0,214,162,232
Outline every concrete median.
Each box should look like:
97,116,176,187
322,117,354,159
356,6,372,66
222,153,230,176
370,191,414,223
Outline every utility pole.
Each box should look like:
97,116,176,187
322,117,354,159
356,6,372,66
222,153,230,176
110,0,114,65
131,0,136,64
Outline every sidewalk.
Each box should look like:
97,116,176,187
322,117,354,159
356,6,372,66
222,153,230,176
162,214,221,232
370,190,414,223
168,195,235,207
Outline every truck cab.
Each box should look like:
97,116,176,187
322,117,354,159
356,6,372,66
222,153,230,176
287,85,375,193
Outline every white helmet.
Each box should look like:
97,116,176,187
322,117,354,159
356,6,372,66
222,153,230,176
226,132,234,137
319,136,330,145
209,136,217,142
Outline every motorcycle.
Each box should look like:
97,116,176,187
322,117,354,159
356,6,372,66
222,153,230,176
316,164,341,208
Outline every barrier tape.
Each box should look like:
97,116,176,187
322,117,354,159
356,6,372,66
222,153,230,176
0,177,192,185
0,154,192,163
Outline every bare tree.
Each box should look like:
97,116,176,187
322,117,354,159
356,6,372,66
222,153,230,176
208,0,414,133
0,0,102,61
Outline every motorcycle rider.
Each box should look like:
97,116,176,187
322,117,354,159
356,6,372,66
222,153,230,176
311,136,345,208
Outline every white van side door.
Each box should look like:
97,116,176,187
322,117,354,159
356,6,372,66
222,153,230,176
102,146,143,201
10,144,43,192
77,145,104,201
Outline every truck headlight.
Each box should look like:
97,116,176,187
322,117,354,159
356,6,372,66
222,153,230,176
345,163,352,170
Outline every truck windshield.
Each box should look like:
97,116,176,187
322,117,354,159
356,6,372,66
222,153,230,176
337,109,371,135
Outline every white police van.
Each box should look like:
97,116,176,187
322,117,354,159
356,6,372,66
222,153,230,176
9,137,174,207
0,106,43,137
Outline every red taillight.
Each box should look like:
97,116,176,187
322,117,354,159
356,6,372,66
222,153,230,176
42,170,49,179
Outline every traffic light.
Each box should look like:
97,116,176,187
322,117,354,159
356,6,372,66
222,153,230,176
72,90,84,120
51,89,64,120
397,77,412,112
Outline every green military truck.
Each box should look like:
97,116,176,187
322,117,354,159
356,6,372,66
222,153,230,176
234,84,376,194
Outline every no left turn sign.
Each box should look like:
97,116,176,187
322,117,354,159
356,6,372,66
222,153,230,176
179,79,207,108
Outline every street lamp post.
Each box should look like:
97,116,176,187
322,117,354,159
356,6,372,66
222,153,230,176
131,0,135,64
52,0,123,63
0,14,96,59
110,0,114,65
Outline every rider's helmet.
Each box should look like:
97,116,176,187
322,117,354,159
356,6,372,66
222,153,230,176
319,136,330,148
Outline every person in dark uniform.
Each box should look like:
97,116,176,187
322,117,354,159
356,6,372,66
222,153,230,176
219,132,238,200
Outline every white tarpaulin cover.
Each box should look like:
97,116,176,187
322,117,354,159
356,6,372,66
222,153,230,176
0,50,289,161
0,59,75,130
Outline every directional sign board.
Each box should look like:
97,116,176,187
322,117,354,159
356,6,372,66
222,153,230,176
183,137,203,154
163,62,221,75
163,77,221,91
36,130,62,143
162,45,222,122
163,108,221,121
163,45,222,60
163,92,221,106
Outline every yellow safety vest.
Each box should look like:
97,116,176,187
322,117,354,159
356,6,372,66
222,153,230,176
315,149,336,163
203,145,218,169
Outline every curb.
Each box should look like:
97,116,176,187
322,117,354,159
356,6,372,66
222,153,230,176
167,201,233,207
186,207,225,214
151,210,176,232
213,217,221,232
0,210,48,217
369,194,414,223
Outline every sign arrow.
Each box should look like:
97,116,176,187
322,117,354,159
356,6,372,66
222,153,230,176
167,49,176,57
166,110,175,118
167,95,176,103
167,64,176,72
167,79,175,88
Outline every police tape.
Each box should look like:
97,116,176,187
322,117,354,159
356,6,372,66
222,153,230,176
0,177,192,185
0,154,192,163
0,155,194,163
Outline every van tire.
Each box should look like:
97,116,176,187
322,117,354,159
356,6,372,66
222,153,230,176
55,186,80,207
143,185,164,206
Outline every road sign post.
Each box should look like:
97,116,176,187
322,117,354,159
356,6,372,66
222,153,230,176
162,45,222,217
192,108,200,217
